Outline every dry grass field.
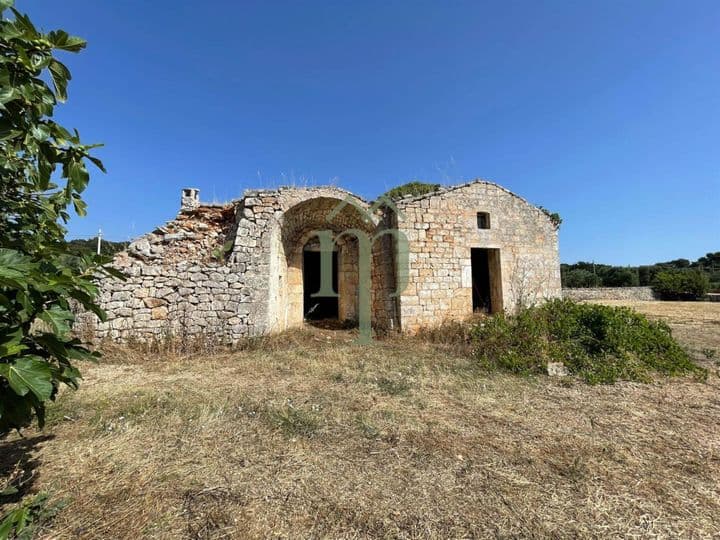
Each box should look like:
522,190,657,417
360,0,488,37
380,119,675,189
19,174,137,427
1,301,719,538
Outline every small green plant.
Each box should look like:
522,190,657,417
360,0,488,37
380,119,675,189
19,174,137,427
267,404,321,437
471,299,705,384
538,206,562,230
0,492,64,539
210,239,235,262
701,348,717,360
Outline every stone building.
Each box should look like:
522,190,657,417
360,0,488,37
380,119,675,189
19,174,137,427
84,180,561,342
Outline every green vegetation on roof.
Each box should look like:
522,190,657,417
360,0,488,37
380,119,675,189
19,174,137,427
380,181,441,201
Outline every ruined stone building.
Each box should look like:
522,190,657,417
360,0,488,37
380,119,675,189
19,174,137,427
86,180,561,342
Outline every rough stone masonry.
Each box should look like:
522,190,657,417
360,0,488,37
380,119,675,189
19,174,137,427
78,180,561,342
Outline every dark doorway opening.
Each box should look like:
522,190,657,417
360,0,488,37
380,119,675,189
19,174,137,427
471,248,503,314
471,248,492,313
303,250,338,320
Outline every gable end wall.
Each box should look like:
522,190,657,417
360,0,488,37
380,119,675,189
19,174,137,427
395,182,561,331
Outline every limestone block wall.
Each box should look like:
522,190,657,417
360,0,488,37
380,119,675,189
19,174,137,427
81,186,381,342
371,210,400,333
78,181,563,341
78,200,268,343
394,181,562,331
79,256,261,342
562,287,658,302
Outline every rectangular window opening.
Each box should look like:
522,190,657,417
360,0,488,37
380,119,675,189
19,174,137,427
477,212,490,229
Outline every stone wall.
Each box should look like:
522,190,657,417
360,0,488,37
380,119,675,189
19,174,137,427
81,186,376,343
371,210,401,333
77,257,262,342
81,181,563,342
562,287,658,302
394,181,562,332
124,205,235,262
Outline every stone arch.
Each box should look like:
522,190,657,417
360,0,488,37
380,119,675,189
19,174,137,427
275,187,372,215
268,196,377,331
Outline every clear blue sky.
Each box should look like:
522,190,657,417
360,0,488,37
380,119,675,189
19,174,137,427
30,0,720,265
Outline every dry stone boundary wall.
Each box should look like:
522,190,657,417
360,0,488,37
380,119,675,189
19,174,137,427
562,287,658,302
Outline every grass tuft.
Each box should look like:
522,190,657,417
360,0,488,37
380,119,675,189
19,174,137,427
266,404,321,438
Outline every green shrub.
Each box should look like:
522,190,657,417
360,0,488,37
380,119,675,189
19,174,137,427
538,206,562,229
562,257,716,289
652,269,709,300
381,181,440,201
470,299,705,384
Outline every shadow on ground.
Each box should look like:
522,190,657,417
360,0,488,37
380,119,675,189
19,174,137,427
0,434,54,504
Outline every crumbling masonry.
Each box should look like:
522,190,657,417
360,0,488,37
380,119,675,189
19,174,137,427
81,180,561,342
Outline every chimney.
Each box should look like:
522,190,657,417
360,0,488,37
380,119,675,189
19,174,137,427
180,188,200,212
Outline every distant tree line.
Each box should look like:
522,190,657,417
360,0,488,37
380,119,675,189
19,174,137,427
562,252,719,299
66,237,129,257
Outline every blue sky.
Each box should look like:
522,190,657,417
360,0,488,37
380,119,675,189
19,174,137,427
29,0,720,265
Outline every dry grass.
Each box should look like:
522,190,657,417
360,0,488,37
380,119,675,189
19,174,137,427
1,304,720,538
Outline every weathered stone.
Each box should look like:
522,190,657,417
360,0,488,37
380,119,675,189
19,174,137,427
151,306,168,320
156,287,174,298
143,297,167,308
547,362,570,377
79,182,561,344
128,238,151,257
133,288,150,298
163,232,188,242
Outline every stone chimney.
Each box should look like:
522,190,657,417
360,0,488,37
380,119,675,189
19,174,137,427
180,188,200,212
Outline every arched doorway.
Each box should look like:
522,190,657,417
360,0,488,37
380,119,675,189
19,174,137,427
272,197,375,330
